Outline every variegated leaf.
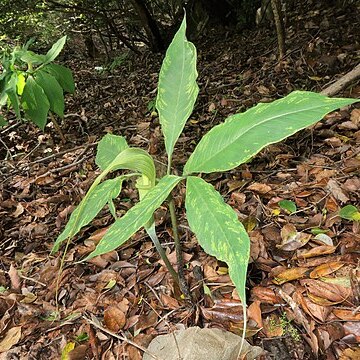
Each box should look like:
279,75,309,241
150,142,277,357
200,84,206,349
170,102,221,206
184,91,358,174
185,176,250,324
156,14,199,163
52,147,156,252
83,175,182,260
95,134,129,171
52,177,123,252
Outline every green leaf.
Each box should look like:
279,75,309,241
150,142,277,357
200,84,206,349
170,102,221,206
184,91,358,174
104,147,156,187
21,76,50,129
95,134,129,171
339,205,360,221
83,175,182,261
35,70,64,118
53,146,155,252
16,73,26,96
53,177,124,252
278,200,297,214
20,51,46,66
185,176,250,338
44,36,67,65
0,115,7,127
42,64,75,93
156,15,199,162
5,73,21,118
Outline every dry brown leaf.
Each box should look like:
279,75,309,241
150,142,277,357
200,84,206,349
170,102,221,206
278,224,311,251
251,286,283,305
8,264,21,291
310,262,345,278
262,314,283,337
160,294,180,310
103,306,126,332
301,295,332,322
339,347,360,360
0,326,22,352
208,102,216,112
296,245,337,259
326,179,349,203
247,300,263,328
307,293,343,306
247,182,272,194
273,267,309,285
68,344,89,360
301,279,352,304
350,108,360,126
332,309,360,321
12,203,24,217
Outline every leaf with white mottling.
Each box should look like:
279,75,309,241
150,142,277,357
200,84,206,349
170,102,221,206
83,175,182,261
184,92,358,174
95,134,129,171
53,177,123,252
52,147,156,253
185,176,250,342
156,15,199,161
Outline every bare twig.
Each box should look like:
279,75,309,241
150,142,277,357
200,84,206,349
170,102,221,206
82,314,162,360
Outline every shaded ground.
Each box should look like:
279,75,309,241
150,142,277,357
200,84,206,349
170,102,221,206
1,2,360,359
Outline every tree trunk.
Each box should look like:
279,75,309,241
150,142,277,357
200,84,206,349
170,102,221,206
130,0,164,52
271,0,285,59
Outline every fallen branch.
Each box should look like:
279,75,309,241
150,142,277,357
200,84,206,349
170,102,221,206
321,63,360,97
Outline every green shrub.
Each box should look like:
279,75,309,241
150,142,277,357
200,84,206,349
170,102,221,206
0,36,74,129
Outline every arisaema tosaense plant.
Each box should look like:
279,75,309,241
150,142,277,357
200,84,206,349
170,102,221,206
0,36,74,140
52,15,358,353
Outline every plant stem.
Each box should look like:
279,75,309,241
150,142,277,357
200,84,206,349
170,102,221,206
168,195,192,300
145,223,179,284
49,112,66,144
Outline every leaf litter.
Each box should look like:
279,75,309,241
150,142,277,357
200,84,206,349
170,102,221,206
0,2,360,359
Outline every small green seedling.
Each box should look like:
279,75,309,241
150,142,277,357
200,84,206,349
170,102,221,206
339,205,360,221
52,15,358,353
0,36,74,135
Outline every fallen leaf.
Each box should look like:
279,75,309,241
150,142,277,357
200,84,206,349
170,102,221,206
332,309,360,321
263,314,283,337
251,286,283,305
103,306,126,332
307,293,342,306
300,295,331,322
247,182,272,194
301,279,352,304
326,179,349,203
0,326,21,352
310,262,345,278
12,203,24,217
248,300,263,328
8,264,21,291
278,224,311,251
297,245,336,259
313,233,334,246
339,347,360,360
273,267,309,285
350,108,360,126
61,342,76,360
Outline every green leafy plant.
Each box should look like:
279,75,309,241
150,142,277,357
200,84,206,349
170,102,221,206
339,205,360,221
52,15,358,350
0,36,74,138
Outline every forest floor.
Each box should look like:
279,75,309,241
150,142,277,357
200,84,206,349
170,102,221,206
1,2,360,359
